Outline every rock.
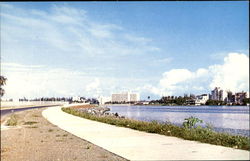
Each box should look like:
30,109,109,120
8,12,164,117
74,106,126,119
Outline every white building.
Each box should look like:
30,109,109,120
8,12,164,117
195,94,209,105
246,92,249,98
72,96,81,102
111,92,140,103
72,96,87,103
98,96,111,105
219,90,227,102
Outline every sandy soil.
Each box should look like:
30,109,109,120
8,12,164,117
1,108,128,161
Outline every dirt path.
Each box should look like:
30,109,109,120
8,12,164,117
1,108,128,161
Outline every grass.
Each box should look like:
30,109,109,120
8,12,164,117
56,139,64,142
86,145,91,149
62,107,250,150
1,147,9,153
6,114,18,126
23,121,38,125
32,114,40,117
48,129,54,132
26,126,38,128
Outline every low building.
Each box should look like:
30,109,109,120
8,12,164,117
195,94,209,105
72,96,86,103
235,92,247,105
185,99,195,105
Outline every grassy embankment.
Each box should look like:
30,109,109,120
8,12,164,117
62,107,250,150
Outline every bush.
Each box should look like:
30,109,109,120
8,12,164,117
6,114,18,126
183,116,203,129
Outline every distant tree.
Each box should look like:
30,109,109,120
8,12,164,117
0,76,7,97
205,100,224,106
189,94,196,99
242,98,250,105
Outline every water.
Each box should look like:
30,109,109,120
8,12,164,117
108,105,250,137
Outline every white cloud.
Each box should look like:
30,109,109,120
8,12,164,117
2,53,248,100
1,62,146,99
1,4,160,61
86,78,100,92
142,84,164,96
160,69,193,90
209,53,249,92
2,62,44,69
1,63,88,99
143,53,249,96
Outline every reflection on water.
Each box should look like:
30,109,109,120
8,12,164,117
108,105,250,136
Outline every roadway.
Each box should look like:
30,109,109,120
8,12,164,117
0,105,60,116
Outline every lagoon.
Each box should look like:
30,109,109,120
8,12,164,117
108,105,250,137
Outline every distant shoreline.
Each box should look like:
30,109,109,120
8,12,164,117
105,103,250,107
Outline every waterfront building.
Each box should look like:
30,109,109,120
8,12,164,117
72,96,87,103
98,96,111,105
195,94,209,105
211,87,220,100
211,87,227,102
130,93,140,102
226,91,234,103
235,92,247,105
185,99,195,105
219,90,227,102
111,92,140,103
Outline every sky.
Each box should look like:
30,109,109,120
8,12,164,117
0,1,249,100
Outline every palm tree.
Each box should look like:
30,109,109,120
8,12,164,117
0,76,7,85
0,75,7,97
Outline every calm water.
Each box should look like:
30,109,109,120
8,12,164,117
108,105,250,137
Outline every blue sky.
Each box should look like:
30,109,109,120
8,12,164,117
1,2,249,100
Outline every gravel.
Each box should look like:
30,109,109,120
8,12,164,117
1,108,128,161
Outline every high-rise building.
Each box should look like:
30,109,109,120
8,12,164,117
227,91,234,103
211,87,227,102
219,90,227,102
111,92,140,103
211,87,220,100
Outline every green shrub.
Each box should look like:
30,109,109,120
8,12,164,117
6,114,18,126
183,116,203,129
